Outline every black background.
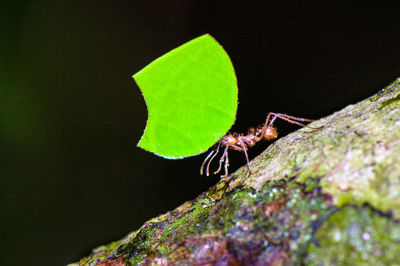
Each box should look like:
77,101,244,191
2,1,400,265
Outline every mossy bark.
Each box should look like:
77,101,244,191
70,79,400,266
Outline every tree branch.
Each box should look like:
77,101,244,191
70,78,400,265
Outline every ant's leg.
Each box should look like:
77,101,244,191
214,146,229,175
221,149,230,177
258,112,277,137
239,142,252,175
200,150,214,175
267,112,321,130
200,142,221,176
274,113,314,122
263,112,273,129
258,112,274,138
205,142,221,176
269,113,311,126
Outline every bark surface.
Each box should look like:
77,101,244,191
70,78,400,265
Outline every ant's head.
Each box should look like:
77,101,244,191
263,126,278,140
221,134,237,146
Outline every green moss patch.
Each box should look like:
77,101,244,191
307,205,400,265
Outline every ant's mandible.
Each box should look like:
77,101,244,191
200,112,320,177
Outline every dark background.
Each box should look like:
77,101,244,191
2,1,400,265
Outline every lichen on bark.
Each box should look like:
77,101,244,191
70,78,400,265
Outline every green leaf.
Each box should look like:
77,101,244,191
134,34,238,159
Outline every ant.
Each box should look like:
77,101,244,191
200,112,320,177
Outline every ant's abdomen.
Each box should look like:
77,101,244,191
264,127,278,140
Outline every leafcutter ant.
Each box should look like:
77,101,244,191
200,112,320,177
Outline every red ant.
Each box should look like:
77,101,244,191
200,112,320,177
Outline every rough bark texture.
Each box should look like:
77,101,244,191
70,78,400,265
